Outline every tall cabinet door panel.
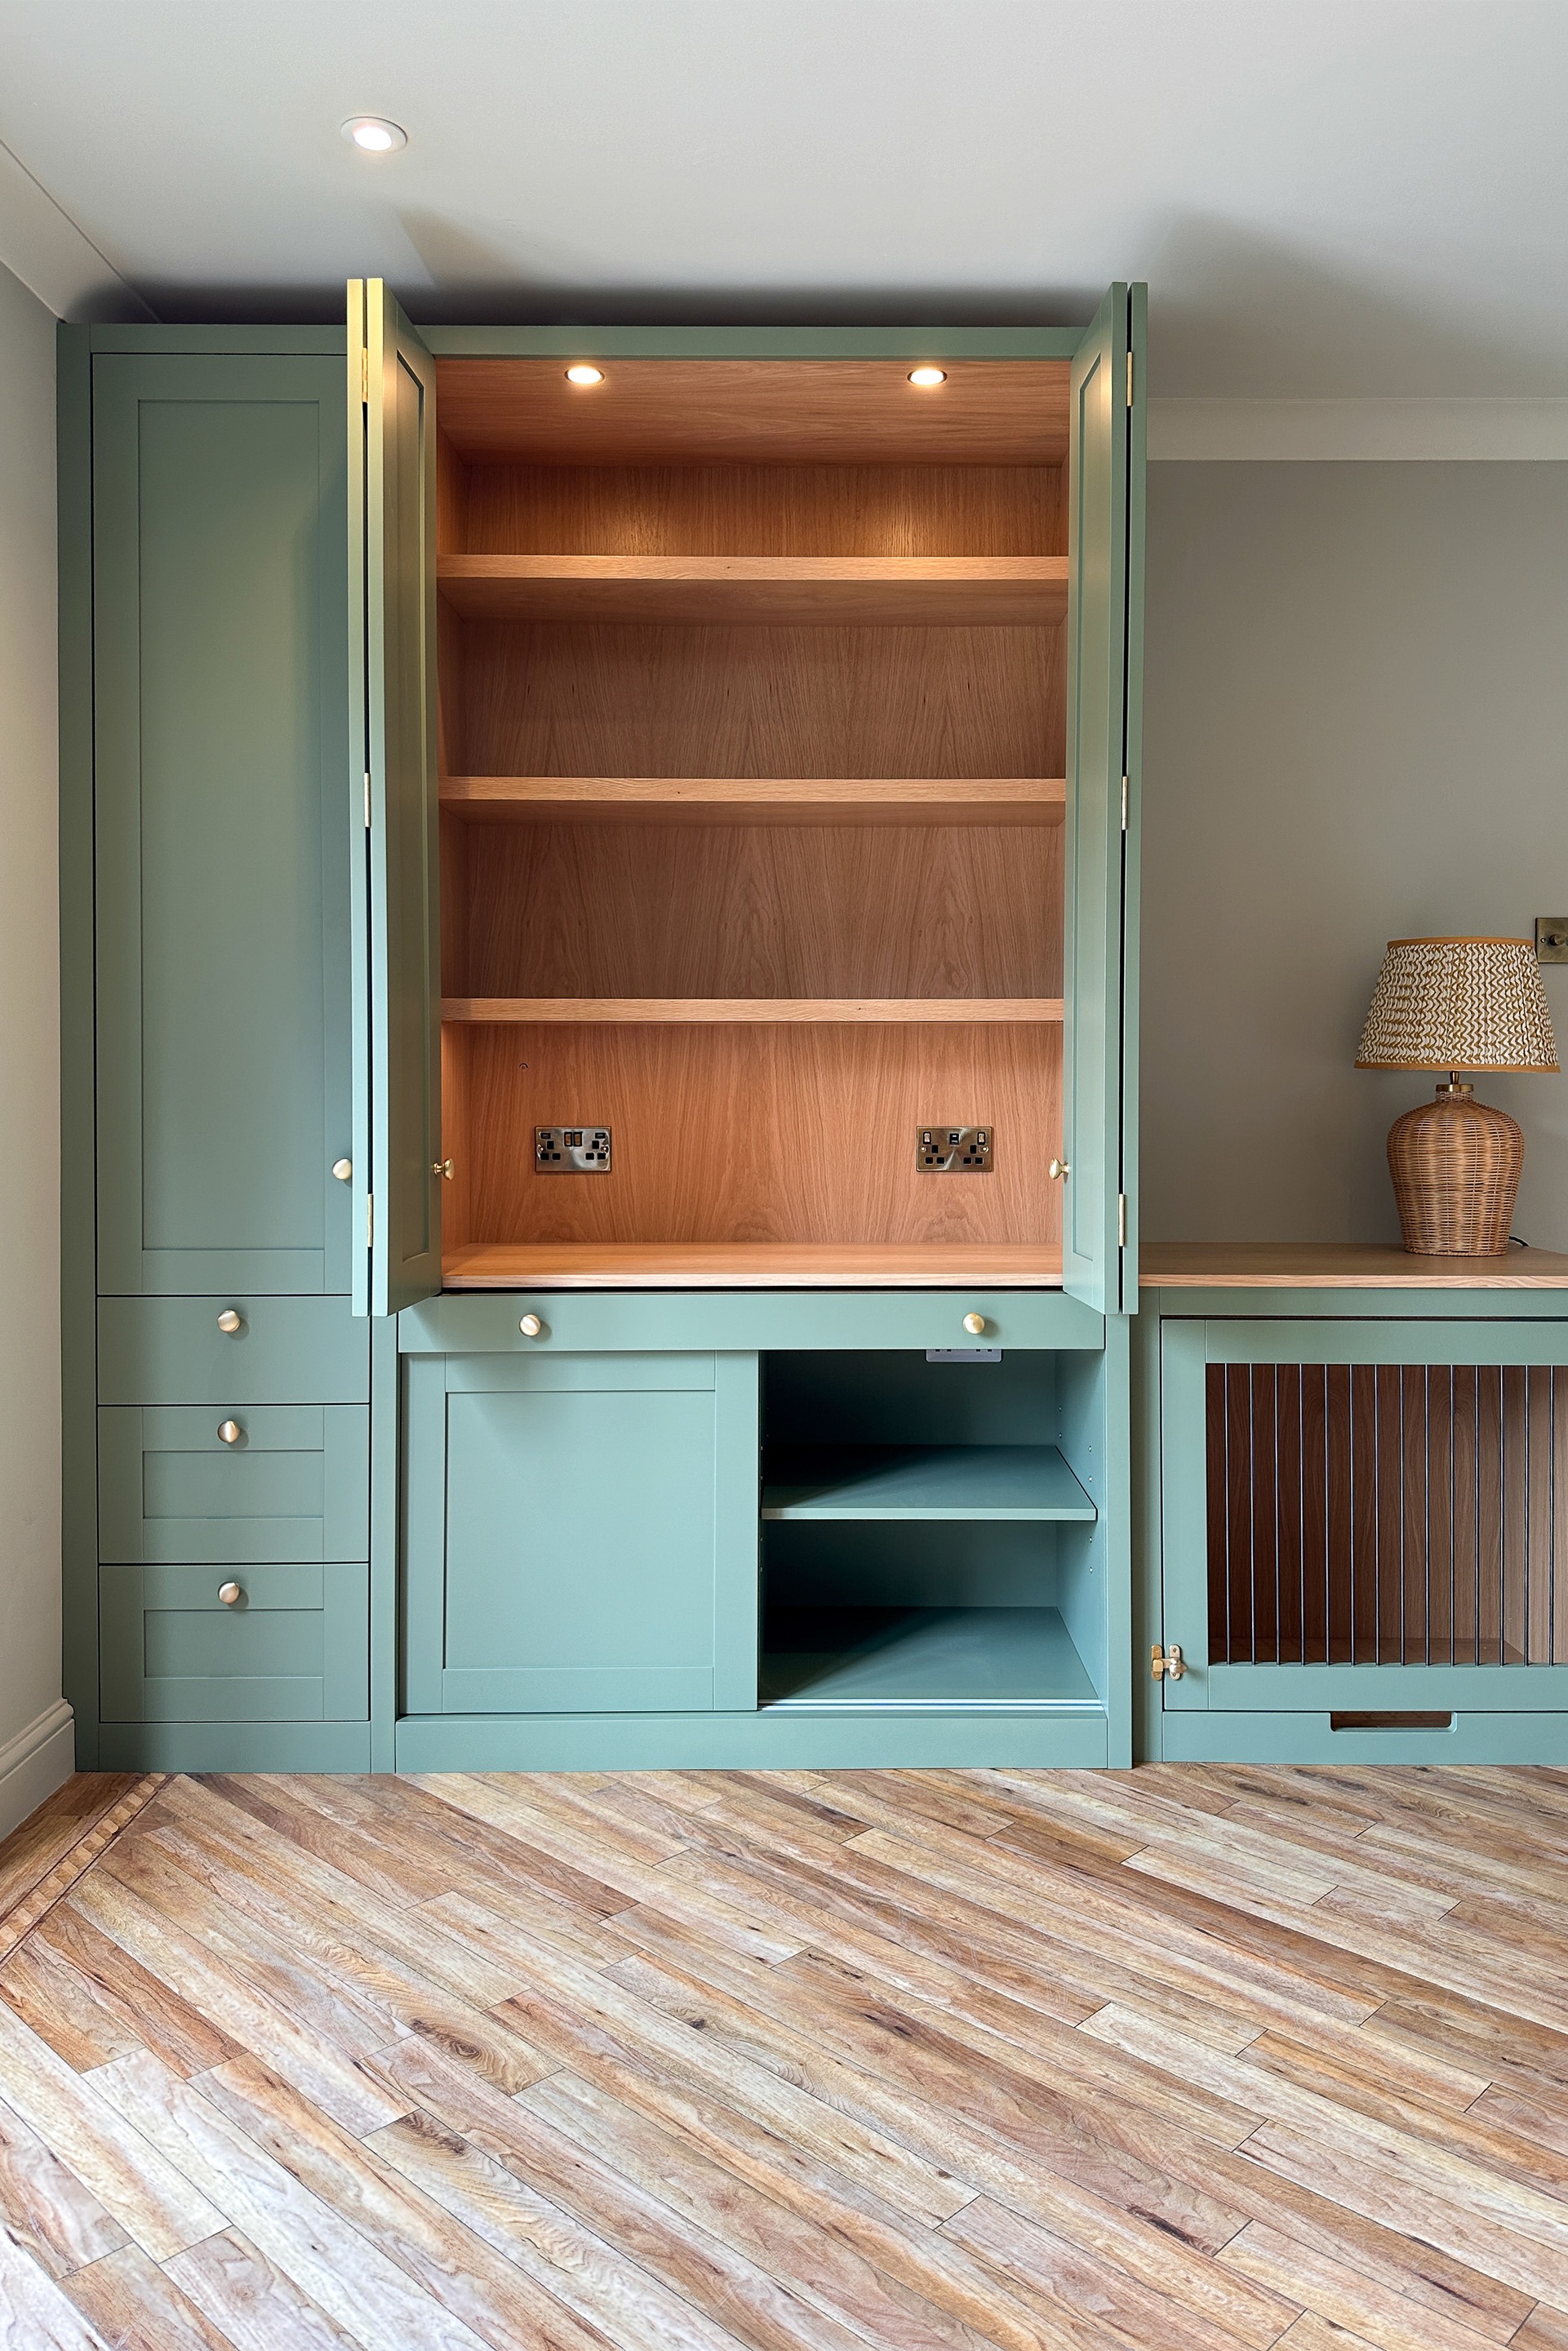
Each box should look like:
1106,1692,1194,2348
1161,1318,1568,1713
349,280,442,1315
1063,286,1142,1315
405,1353,760,1713
92,355,351,1296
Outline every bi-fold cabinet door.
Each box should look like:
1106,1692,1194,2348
1160,1318,1568,1713
348,286,1146,1321
91,351,355,1296
403,1351,760,1713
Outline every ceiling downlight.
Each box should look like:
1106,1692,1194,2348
342,117,406,153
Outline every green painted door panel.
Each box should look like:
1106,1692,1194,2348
99,1405,369,1563
400,1287,1105,1357
349,280,442,1315
97,1295,369,1406
1062,288,1135,1315
91,354,352,1296
99,1560,368,1722
404,1352,760,1713
1160,1318,1568,1716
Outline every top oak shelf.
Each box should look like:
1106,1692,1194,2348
436,553,1070,627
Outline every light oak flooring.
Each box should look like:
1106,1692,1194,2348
3,1768,1568,2349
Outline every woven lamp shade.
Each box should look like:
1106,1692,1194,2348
1356,937,1558,1256
1355,936,1557,1073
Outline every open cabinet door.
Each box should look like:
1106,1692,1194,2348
348,279,442,1313
1062,282,1144,1316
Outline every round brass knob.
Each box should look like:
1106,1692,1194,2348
519,1313,544,1339
217,1420,242,1447
1048,1158,1069,1181
218,1581,243,1607
963,1313,987,1336
331,1158,353,1182
217,1309,243,1335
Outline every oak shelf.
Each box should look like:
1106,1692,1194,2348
441,1242,1064,1290
438,776,1068,826
762,1444,1095,1523
442,997,1064,1025
436,553,1070,626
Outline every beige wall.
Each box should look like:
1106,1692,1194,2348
0,258,70,1832
1141,460,1568,1251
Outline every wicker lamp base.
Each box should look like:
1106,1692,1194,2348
1387,1086,1523,1255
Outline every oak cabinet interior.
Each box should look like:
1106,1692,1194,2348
431,358,1074,1292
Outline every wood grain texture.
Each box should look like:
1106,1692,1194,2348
436,358,1073,466
440,777,1068,825
0,1780,156,1939
448,819,1061,1000
447,620,1065,782
4,1767,1568,2344
445,1020,1061,1247
438,553,1070,627
454,463,1065,558
1142,1243,1568,1289
440,1243,1066,1289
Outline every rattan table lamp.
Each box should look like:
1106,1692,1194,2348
1356,936,1559,1255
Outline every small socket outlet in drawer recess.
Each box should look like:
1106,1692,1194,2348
535,1126,611,1172
917,1125,993,1172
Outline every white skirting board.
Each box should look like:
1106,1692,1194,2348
0,1698,74,1845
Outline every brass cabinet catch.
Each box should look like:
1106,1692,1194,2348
1151,1643,1185,1682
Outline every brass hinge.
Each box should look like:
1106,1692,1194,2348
363,772,371,829
366,1193,374,1247
1121,775,1129,832
1126,349,1134,408
1118,1193,1127,1247
1151,1643,1185,1682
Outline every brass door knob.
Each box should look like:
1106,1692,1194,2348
433,1158,454,1180
1048,1158,1069,1181
217,1309,243,1335
217,1420,242,1446
962,1313,987,1336
519,1313,544,1339
218,1581,243,1607
331,1158,353,1181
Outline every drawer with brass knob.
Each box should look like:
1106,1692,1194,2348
98,1296,369,1407
97,1403,368,1563
99,1561,369,1727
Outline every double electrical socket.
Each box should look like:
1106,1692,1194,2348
917,1124,993,1173
535,1126,611,1172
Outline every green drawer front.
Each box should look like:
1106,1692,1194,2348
401,1288,1104,1358
100,1562,368,1723
99,1405,369,1563
97,1294,369,1406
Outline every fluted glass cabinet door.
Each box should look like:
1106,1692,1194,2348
1161,1319,1568,1712
348,278,442,1314
92,355,352,1295
1062,285,1144,1315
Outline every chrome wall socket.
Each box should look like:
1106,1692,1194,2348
917,1124,993,1172
535,1126,611,1172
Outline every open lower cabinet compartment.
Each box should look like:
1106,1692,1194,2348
757,1349,1110,1713
430,353,1076,1293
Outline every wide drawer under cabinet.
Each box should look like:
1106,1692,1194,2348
1138,1248,1568,1766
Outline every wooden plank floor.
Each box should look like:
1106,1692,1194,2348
3,1768,1568,2348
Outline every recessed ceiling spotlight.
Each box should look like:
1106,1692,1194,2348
908,366,947,388
342,116,406,153
565,363,605,386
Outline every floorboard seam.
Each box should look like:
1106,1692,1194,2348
0,1775,167,1965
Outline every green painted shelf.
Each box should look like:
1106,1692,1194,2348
761,1443,1095,1522
760,1606,1100,1712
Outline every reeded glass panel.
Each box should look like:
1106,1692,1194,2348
1206,1363,1568,1665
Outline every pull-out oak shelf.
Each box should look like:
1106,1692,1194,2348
441,1242,1065,1290
438,778,1068,826
442,997,1065,1024
437,553,1069,626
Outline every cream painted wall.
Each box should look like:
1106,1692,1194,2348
0,258,71,1833
1141,460,1568,1251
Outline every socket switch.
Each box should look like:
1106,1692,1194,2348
917,1125,993,1173
535,1126,611,1172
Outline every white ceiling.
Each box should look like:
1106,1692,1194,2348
2,0,1567,398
